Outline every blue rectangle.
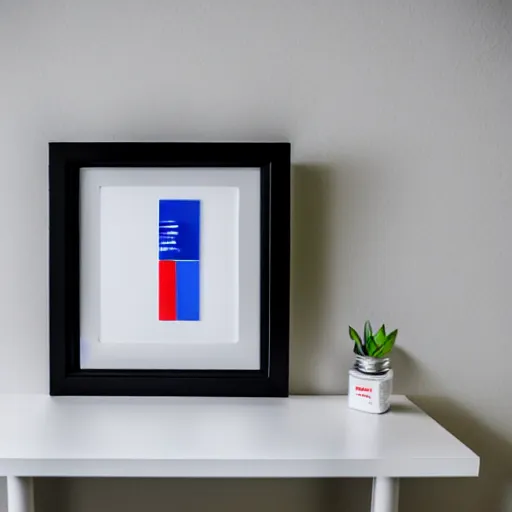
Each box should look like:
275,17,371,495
176,261,200,321
159,200,200,261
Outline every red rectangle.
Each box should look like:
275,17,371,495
159,260,177,321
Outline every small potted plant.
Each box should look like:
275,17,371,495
347,321,398,414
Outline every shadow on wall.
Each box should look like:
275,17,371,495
289,163,338,393
34,477,371,512
288,160,401,394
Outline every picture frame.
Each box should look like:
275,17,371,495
49,142,290,396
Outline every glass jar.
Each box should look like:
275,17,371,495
348,355,393,414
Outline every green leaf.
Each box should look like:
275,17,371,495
353,344,366,356
373,325,387,347
349,326,365,355
366,335,378,357
374,329,398,358
364,321,373,345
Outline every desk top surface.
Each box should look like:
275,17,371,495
0,394,479,478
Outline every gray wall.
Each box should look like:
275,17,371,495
1,1,511,511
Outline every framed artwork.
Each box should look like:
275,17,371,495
49,142,290,396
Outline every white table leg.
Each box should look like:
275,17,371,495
7,478,34,512
371,477,399,512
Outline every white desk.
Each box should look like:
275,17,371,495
0,394,479,512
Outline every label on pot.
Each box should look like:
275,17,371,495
348,369,393,414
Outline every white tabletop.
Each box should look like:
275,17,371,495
0,394,479,478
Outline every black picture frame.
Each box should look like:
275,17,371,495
49,142,290,397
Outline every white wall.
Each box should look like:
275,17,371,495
1,1,511,511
